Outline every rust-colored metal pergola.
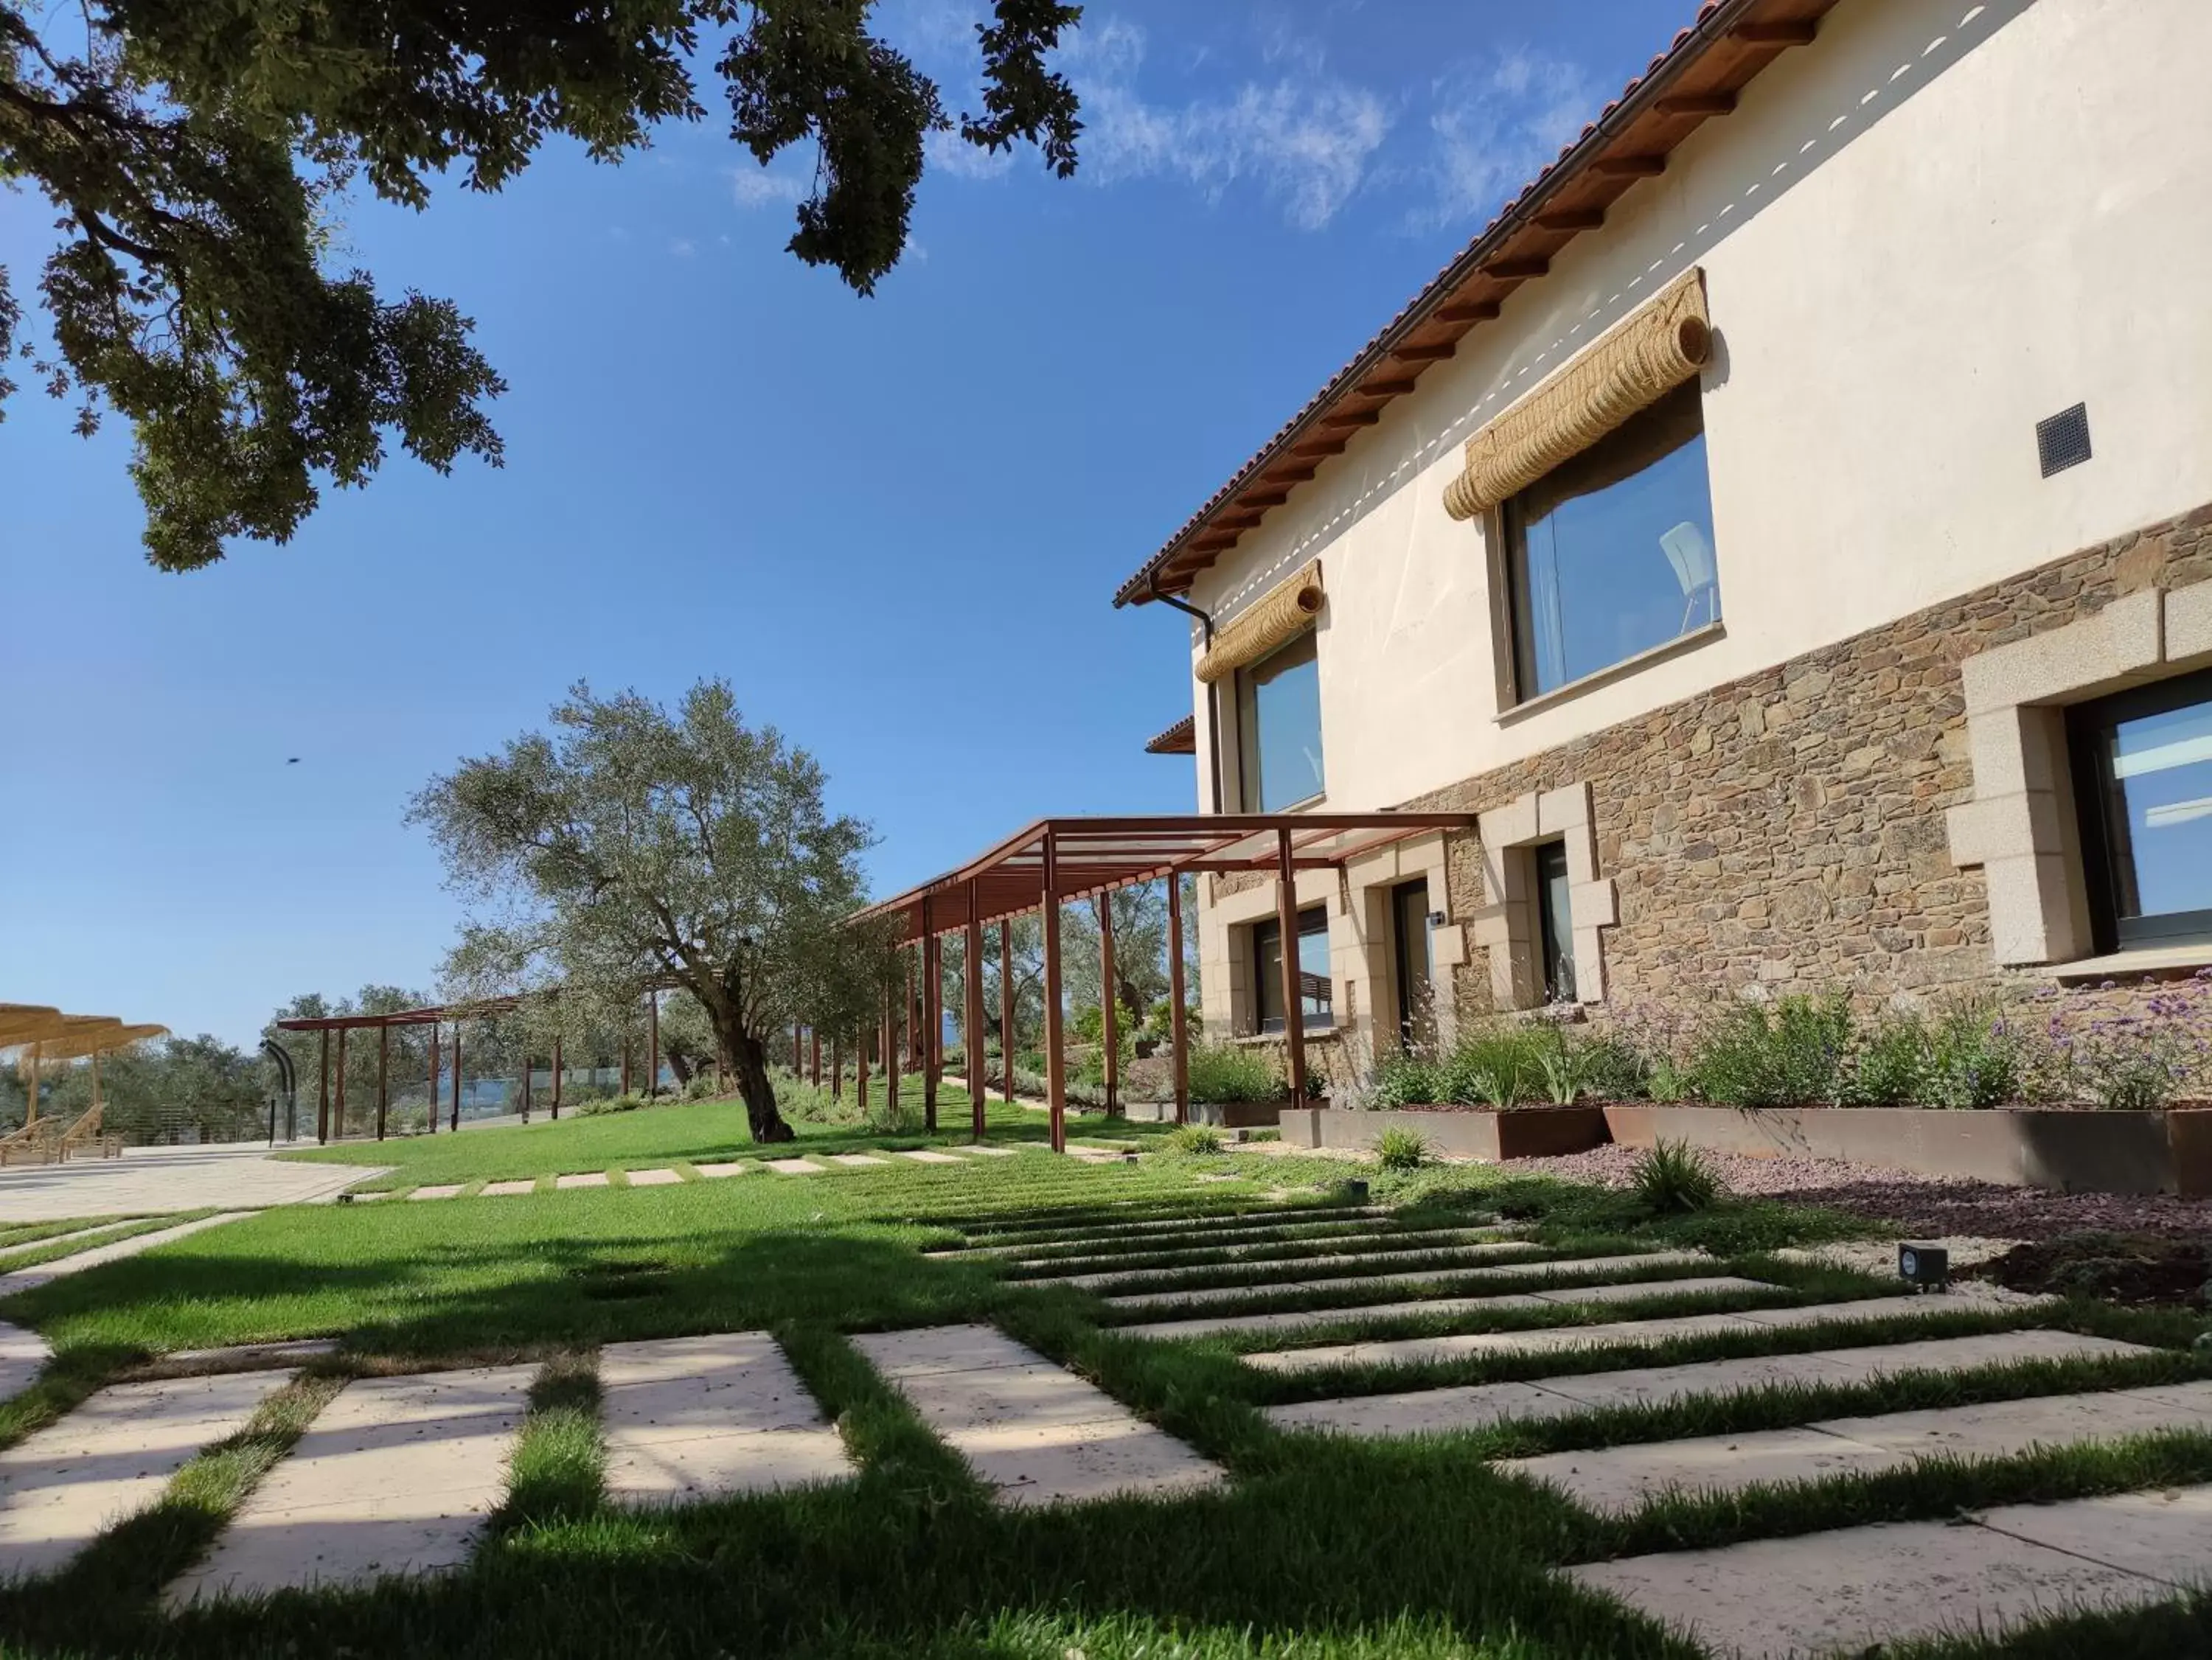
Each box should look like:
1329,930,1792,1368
274,987,675,1143
855,812,1474,1151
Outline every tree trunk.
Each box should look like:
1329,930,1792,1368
723,1028,793,1143
666,1049,695,1087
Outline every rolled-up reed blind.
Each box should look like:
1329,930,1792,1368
1441,268,1711,523
1194,560,1324,685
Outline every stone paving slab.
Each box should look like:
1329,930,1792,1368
410,1185,464,1201
1265,1330,2150,1440
855,1325,1225,1507
481,1180,535,1197
0,1322,50,1401
1009,1227,1500,1276
762,1158,825,1175
964,1145,1020,1157
0,1370,292,1580
829,1154,891,1168
1506,1379,2212,1517
627,1168,682,1187
932,1215,1403,1262
0,1212,250,1297
1121,1276,1775,1344
1243,1292,2003,1374
554,1172,610,1189
162,1338,341,1373
900,1150,967,1165
694,1162,751,1178
1042,1240,1547,1293
1102,1250,1708,1311
167,1364,536,1603
599,1333,850,1504
0,1144,388,1222
1567,1482,2212,1657
961,1207,1379,1252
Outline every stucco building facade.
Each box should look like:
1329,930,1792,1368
1117,0,2212,1066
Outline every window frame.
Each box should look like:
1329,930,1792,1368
1389,878,1433,1046
1531,840,1577,1003
1234,630,1326,813
1498,382,1719,707
2066,665,2212,954
1251,904,1334,1035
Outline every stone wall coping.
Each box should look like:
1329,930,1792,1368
2035,944,2212,982
1494,621,1727,727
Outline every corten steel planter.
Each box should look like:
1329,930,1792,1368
1279,1105,1609,1161
1601,1103,2212,1197
1189,1097,1298,1129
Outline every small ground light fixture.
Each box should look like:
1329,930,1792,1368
1899,1243,1950,1291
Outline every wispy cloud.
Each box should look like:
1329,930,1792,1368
731,166,810,209
1068,21,1391,231
1415,49,1599,230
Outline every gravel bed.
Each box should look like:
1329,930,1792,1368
1505,1143,2212,1240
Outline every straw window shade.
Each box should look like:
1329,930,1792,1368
1441,268,1711,523
1194,561,1324,685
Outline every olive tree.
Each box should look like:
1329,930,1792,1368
410,677,897,1142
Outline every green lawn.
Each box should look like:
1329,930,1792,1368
1,1151,2207,1658
274,1080,1097,1190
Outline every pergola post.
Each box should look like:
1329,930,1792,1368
1276,828,1308,1108
552,1033,563,1119
375,1023,389,1141
334,1027,349,1141
317,1028,330,1144
451,1024,463,1130
857,1024,869,1112
519,1045,531,1125
791,1023,801,1071
1099,896,1119,1115
1042,832,1066,1154
999,918,1015,1106
831,1034,842,1101
427,1022,440,1135
965,881,985,1142
921,898,939,1131
884,977,900,1118
647,991,660,1098
905,955,919,1070
1168,873,1190,1125
621,1035,633,1097
810,1027,821,1087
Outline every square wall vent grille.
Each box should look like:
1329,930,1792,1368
2037,402,2092,477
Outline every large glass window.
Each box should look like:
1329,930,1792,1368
1504,382,1719,700
2070,669,2212,950
1237,632,1324,811
1253,906,1333,1033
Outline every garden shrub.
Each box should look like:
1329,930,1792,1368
1161,1123,1225,1156
1370,1050,1442,1108
1374,1125,1428,1171
574,1092,647,1118
2042,982,2212,1111
681,1073,720,1101
1440,1026,1544,1107
1186,1043,1283,1104
1632,1138,1724,1213
1688,994,1854,1107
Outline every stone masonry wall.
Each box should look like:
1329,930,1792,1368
1403,503,2212,1022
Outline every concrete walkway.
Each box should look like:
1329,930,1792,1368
954,1206,1382,1252
1265,1330,2147,1438
1035,1238,1545,1293
1506,1378,2212,1517
1571,1482,2212,1656
931,1210,1393,1260
0,1145,387,1223
167,1364,535,1603
854,1325,1223,1507
0,1371,293,1579
0,1213,251,1299
1242,1291,2045,1373
0,1322,49,1400
599,1333,850,1504
1006,1227,1501,1276
1121,1275,1778,1343
1100,1249,1711,1311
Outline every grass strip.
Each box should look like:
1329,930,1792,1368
0,1211,219,1274
494,1350,605,1530
0,1216,131,1251
998,1227,1509,1280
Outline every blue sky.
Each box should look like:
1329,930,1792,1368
1,1,1692,1046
